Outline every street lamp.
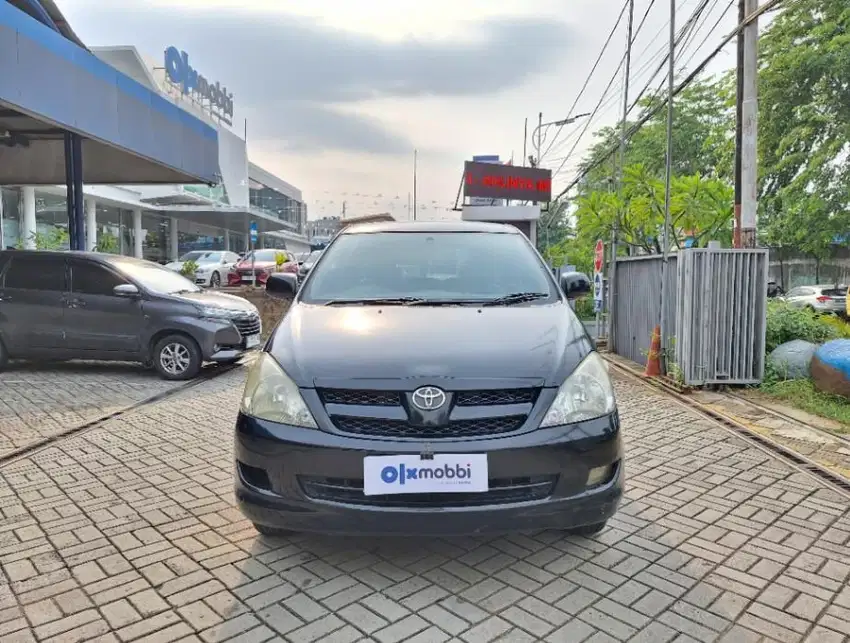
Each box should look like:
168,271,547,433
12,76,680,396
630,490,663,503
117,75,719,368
529,112,592,167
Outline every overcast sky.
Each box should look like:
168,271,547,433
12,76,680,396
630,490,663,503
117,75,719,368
60,0,742,220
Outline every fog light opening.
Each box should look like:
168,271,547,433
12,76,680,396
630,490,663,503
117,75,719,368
586,463,615,488
238,461,272,491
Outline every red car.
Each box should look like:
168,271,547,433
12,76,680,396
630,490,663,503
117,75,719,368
227,249,298,286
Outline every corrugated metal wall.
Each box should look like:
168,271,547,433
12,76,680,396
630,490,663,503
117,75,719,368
675,249,768,385
611,255,678,366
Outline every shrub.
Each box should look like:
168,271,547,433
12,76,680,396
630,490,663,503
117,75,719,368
764,300,838,353
180,259,199,280
819,314,850,339
574,296,595,320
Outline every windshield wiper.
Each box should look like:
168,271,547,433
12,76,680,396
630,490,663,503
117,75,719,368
323,297,429,306
481,292,550,307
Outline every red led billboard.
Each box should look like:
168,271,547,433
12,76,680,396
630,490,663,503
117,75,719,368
463,161,552,203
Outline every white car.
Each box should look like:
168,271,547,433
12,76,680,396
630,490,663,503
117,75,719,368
165,251,240,288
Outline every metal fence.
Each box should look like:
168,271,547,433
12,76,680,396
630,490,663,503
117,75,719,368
611,248,768,386
611,254,678,366
675,249,768,386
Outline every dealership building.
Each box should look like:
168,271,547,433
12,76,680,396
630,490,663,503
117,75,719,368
1,2,309,261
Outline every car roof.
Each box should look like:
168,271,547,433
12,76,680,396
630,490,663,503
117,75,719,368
339,221,523,235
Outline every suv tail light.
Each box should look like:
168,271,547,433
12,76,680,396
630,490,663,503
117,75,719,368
816,295,832,303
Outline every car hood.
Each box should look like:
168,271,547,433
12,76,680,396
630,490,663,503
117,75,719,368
170,290,258,313
267,303,593,388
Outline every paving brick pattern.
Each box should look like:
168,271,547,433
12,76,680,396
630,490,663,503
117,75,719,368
0,362,182,459
1,368,849,642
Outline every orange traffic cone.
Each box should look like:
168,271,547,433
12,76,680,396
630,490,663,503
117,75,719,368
644,325,662,377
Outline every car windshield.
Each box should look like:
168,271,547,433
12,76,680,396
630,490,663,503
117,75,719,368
244,249,281,262
197,252,222,263
110,258,201,295
299,231,558,304
178,251,210,262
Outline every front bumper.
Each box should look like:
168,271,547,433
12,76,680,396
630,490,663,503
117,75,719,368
234,412,623,536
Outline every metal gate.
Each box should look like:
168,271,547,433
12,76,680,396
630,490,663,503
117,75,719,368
675,248,768,386
612,248,768,386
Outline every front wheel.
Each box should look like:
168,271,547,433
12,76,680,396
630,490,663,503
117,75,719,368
253,523,294,537
152,334,202,380
566,521,607,537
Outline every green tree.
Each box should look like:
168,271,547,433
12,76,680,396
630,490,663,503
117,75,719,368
758,0,850,255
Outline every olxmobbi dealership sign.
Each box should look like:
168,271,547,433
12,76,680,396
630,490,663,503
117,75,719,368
164,46,234,124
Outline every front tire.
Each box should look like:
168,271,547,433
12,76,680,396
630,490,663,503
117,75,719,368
253,523,294,537
152,334,202,381
566,521,607,537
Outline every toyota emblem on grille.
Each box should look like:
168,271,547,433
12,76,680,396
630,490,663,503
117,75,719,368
411,386,447,411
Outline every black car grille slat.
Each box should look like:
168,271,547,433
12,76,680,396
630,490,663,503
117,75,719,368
233,315,261,337
299,475,557,507
319,389,401,406
455,389,538,406
329,415,527,439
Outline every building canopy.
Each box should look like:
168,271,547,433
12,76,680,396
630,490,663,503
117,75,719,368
0,1,219,185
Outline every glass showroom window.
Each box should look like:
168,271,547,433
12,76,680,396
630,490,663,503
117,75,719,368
34,192,70,250
141,213,170,264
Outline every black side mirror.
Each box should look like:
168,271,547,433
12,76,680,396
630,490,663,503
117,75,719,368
265,273,298,299
559,271,592,299
114,284,140,298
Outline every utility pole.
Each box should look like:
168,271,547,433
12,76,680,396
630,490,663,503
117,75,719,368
608,0,634,349
522,118,528,167
413,149,418,221
658,0,676,374
740,0,759,248
535,112,543,167
733,0,745,247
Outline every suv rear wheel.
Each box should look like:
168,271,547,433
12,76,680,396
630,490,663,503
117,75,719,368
153,334,202,380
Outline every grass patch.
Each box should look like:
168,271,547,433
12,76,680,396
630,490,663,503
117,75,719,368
760,378,850,429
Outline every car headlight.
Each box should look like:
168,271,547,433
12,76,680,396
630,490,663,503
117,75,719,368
241,353,317,428
540,352,616,427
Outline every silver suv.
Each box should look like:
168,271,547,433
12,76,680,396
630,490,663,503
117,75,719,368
783,284,847,315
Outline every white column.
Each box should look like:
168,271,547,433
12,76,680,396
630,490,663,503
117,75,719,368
223,229,230,252
169,217,179,261
21,187,37,250
133,209,143,258
85,198,97,251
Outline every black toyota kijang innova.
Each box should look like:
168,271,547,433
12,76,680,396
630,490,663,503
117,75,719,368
235,221,623,537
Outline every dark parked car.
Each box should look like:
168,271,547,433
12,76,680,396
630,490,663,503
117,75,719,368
235,221,622,537
0,251,262,380
296,249,323,286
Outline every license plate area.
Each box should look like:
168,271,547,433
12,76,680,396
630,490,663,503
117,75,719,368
363,454,488,496
245,334,261,349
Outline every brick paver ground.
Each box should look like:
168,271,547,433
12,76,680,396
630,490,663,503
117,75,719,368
1,368,849,642
0,362,182,459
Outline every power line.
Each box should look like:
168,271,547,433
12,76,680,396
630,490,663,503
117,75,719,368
538,0,630,163
550,0,720,182
541,0,661,161
553,0,786,201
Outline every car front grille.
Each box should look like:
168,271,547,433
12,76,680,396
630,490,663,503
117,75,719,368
317,386,540,439
330,415,527,439
299,475,557,507
233,314,261,337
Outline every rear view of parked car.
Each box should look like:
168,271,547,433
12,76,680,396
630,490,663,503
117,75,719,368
784,284,847,315
0,251,262,380
227,249,298,286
